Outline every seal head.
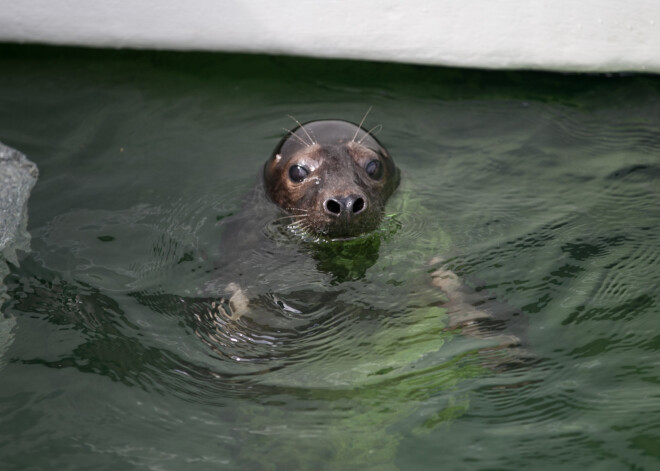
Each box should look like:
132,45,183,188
264,120,400,239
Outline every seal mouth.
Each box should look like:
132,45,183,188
267,211,400,244
317,208,382,240
273,199,383,241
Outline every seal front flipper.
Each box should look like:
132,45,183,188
430,268,492,326
225,282,249,320
431,266,526,370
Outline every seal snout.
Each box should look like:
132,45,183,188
324,194,367,218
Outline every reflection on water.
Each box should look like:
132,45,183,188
1,47,660,470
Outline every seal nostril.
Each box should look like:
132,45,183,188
326,199,341,215
353,197,365,213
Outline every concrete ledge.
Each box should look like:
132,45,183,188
1,0,658,72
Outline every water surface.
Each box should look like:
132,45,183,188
1,46,659,470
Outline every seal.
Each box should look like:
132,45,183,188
205,118,525,363
263,120,400,239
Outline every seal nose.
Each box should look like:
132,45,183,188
324,194,366,217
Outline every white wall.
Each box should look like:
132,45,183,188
1,0,658,73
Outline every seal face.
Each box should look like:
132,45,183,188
263,120,400,239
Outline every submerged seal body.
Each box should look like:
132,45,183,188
263,120,400,239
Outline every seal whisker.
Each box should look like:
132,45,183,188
352,106,373,142
285,207,309,213
288,219,312,237
282,128,311,148
286,115,317,146
273,214,306,223
299,221,315,235
290,217,306,228
357,124,383,144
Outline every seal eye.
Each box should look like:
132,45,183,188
288,165,309,183
365,160,383,180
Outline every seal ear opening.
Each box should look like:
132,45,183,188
264,153,282,175
263,153,280,189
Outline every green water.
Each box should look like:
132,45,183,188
1,46,659,470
